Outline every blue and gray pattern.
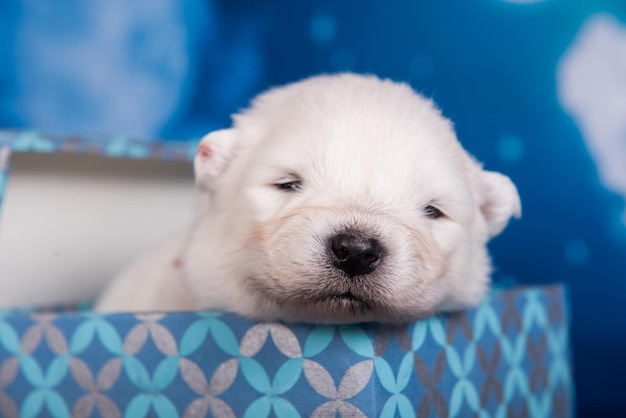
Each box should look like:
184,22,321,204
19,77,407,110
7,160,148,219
0,285,572,418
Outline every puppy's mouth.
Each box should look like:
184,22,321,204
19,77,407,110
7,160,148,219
324,291,370,310
336,291,362,302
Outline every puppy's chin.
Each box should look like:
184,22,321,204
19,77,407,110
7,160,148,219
268,296,435,324
252,280,436,324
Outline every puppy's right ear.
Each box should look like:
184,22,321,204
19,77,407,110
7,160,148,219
194,129,238,191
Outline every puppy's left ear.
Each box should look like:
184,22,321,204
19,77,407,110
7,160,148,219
479,170,521,238
194,129,238,191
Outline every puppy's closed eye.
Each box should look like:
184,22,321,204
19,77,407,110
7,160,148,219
423,204,445,219
274,177,303,192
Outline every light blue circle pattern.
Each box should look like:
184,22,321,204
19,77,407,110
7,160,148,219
0,286,573,418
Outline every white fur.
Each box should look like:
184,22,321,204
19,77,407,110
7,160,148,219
96,73,521,323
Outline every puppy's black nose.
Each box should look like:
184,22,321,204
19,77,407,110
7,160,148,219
329,233,383,277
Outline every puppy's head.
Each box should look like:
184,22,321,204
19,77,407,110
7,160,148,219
187,74,521,323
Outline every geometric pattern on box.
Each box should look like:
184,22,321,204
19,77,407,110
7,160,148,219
0,285,573,418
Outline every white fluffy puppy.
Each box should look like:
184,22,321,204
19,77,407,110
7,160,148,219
96,73,521,323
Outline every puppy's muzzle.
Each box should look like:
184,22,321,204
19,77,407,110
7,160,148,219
328,233,384,277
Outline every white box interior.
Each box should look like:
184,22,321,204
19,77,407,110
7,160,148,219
0,152,196,307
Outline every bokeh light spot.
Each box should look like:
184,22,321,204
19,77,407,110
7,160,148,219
498,134,525,162
564,239,589,266
310,15,336,43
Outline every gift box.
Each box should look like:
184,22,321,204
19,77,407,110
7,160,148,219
0,132,573,417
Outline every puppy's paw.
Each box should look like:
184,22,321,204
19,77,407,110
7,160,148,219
194,129,238,191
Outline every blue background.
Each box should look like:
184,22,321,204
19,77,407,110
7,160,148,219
1,0,625,415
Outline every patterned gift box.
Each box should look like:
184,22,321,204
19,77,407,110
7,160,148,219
0,132,574,418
